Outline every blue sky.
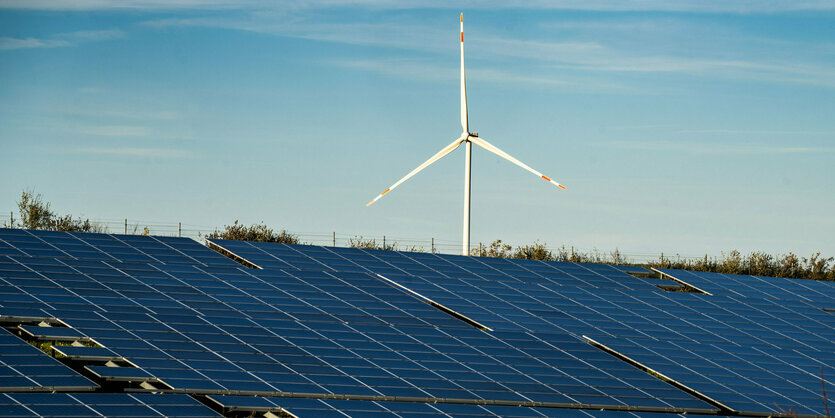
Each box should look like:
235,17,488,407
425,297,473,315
0,1,833,259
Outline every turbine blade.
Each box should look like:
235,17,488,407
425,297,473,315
367,135,468,206
460,13,468,134
469,136,567,190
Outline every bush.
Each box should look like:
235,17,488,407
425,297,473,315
647,250,834,281
348,236,425,252
470,239,833,281
206,220,300,244
513,242,554,261
471,240,513,258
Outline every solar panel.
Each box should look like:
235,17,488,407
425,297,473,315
369,275,833,415
656,268,835,306
213,240,833,415
590,335,832,415
50,345,122,361
0,232,711,412
0,329,97,392
0,228,236,267
0,259,704,409
0,393,220,417
201,242,707,407
208,395,454,417
2,228,832,417
208,239,664,291
206,395,689,417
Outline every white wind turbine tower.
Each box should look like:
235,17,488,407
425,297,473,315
367,14,567,256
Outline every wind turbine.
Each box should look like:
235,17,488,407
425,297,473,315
367,14,566,256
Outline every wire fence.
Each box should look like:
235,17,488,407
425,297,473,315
0,212,715,264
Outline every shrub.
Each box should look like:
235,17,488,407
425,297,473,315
206,220,300,244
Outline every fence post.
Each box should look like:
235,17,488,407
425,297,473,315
333,232,336,247
124,219,127,235
431,238,434,253
178,222,182,237
383,235,386,248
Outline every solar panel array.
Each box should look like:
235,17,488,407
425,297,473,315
209,239,835,416
0,330,97,392
205,394,681,417
0,393,220,417
0,228,832,417
656,268,835,306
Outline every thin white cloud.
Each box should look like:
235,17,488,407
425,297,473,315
62,107,181,121
603,139,835,154
143,17,449,53
329,58,641,93
0,37,70,50
2,0,834,13
0,0,264,10
569,56,835,88
143,15,603,58
677,129,835,136
0,29,122,51
142,14,835,89
75,147,195,158
60,29,123,42
77,125,150,137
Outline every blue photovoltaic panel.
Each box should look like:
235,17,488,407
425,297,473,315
0,393,220,417
0,329,97,391
369,274,834,414
18,325,84,340
50,345,122,361
221,240,834,415
207,395,688,417
0,231,710,411
201,241,706,407
209,395,451,417
0,228,236,267
591,335,832,415
208,239,664,292
4,229,833,416
656,268,835,306
0,258,706,409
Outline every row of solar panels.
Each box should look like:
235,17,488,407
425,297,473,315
0,228,832,417
209,239,834,415
1,392,696,418
0,393,215,417
0,230,710,410
0,262,705,410
0,322,680,418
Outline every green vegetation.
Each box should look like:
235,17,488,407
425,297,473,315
348,236,397,251
471,241,624,264
206,220,300,244
9,191,107,233
471,239,834,282
348,236,424,252
651,250,834,281
29,340,74,359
